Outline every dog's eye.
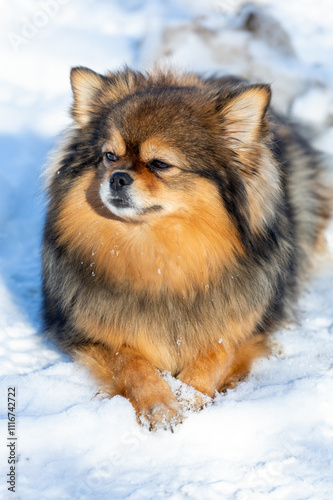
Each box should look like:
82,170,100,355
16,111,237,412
104,152,118,162
148,159,172,171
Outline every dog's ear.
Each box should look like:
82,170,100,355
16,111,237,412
70,67,107,126
218,84,271,147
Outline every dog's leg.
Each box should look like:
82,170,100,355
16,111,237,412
177,345,231,398
177,334,269,398
218,334,270,391
75,343,179,430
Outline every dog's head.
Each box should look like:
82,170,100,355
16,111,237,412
64,67,274,243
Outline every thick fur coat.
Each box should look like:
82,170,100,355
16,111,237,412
42,67,332,429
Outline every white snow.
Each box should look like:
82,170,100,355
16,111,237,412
1,0,333,499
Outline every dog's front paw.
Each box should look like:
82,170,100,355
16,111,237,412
128,376,182,431
136,394,181,432
138,400,181,432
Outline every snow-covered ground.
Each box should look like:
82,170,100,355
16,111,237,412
0,1,332,499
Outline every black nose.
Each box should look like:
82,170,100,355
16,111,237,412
110,172,133,192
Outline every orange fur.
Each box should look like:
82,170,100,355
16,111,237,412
56,170,244,296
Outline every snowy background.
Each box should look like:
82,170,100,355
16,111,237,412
1,0,333,499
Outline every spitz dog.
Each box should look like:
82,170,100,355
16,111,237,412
42,67,331,429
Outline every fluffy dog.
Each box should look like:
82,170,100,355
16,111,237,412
42,67,332,429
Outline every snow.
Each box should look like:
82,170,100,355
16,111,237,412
0,0,333,499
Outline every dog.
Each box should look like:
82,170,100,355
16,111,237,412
42,67,332,430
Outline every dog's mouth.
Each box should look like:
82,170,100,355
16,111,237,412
109,197,132,209
108,197,163,216
99,186,140,218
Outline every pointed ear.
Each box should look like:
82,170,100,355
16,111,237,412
70,67,107,126
219,85,271,147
